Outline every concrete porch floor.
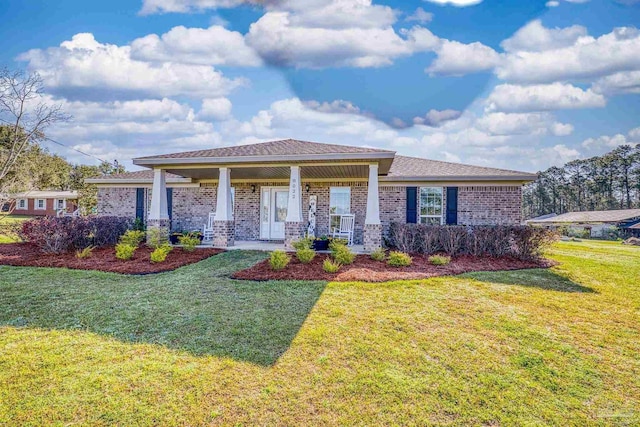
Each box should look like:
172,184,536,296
198,240,366,253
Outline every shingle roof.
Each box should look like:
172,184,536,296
85,170,187,183
13,190,78,199
135,139,393,160
529,209,640,223
384,155,537,180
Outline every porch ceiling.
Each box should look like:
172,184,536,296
165,163,374,181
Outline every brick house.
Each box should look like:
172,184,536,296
8,191,79,217
87,139,536,252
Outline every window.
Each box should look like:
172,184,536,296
35,199,46,210
419,187,443,225
330,187,351,229
16,199,27,210
56,199,66,210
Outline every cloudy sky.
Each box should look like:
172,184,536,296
1,0,639,171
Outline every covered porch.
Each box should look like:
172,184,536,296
136,151,394,253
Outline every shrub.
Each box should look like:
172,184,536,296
75,246,95,259
119,230,145,246
291,237,313,251
91,216,132,247
328,238,348,252
178,234,200,252
439,226,468,256
511,226,557,260
415,224,441,255
115,243,136,260
323,259,341,273
150,244,173,263
389,222,417,253
296,247,316,264
428,255,451,266
269,250,290,271
332,244,355,265
467,226,511,257
387,251,412,267
146,227,168,249
370,247,386,261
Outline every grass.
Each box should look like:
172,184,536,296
1,240,639,425
0,214,31,243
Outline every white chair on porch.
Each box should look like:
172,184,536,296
203,212,215,241
332,214,355,246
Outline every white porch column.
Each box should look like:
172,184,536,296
365,163,381,225
215,167,233,221
285,165,302,223
213,167,234,247
363,163,382,252
149,168,169,222
285,165,303,248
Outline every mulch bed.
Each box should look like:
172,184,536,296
232,253,554,282
0,243,223,275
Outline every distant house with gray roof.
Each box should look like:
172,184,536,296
526,209,640,238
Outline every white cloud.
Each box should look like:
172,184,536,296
18,33,245,99
486,83,606,112
413,109,462,126
497,26,640,83
302,99,363,115
130,25,262,66
476,112,572,136
139,0,247,15
581,127,640,151
406,7,433,23
423,0,483,6
426,40,500,76
198,98,233,120
546,1,560,7
60,97,194,122
501,20,587,52
592,70,640,95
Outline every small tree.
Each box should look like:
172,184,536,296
0,69,68,213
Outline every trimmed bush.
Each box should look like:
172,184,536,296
146,228,168,249
370,247,386,261
387,251,412,267
332,244,355,265
178,234,200,252
75,246,94,259
428,255,451,266
119,230,145,246
150,244,173,263
387,223,555,261
291,237,313,251
296,247,316,264
323,259,341,273
269,250,290,271
115,243,136,260
19,216,131,254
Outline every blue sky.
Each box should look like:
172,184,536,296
0,0,639,171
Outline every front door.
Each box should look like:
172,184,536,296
260,187,289,240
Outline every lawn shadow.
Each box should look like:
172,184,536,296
461,268,596,293
0,251,327,366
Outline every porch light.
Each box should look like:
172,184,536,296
305,184,310,193
251,184,256,193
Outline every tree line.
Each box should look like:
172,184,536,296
523,144,640,219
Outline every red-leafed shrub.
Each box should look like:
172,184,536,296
19,216,132,254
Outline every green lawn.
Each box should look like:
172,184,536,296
0,214,31,243
1,241,639,425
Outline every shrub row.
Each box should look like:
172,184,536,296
19,216,132,254
387,223,556,260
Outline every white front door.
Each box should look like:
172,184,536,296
260,187,289,239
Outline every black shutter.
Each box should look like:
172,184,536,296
166,188,173,223
406,187,418,223
135,188,145,221
446,187,458,225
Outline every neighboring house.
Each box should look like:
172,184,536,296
87,139,537,251
9,191,79,217
526,209,640,238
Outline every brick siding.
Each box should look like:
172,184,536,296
457,186,522,225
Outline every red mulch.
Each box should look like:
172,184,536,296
0,243,223,275
232,253,554,282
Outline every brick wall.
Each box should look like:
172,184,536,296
457,186,522,225
380,186,406,235
97,188,137,218
170,186,216,232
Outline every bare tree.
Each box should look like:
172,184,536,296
0,68,68,213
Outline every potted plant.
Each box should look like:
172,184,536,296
169,231,183,245
312,235,330,251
